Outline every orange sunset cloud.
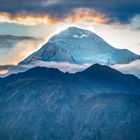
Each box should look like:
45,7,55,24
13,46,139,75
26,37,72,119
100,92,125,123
0,9,109,26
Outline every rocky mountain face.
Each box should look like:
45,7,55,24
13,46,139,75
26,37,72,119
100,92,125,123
0,65,140,140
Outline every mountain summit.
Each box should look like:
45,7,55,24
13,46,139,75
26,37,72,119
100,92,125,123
19,27,139,65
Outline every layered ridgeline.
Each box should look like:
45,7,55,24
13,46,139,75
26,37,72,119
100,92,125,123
1,64,140,94
0,65,140,139
19,27,140,65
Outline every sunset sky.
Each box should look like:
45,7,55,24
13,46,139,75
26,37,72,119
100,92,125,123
0,0,140,67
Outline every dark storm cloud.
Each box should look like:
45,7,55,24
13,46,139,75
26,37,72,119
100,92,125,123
0,0,140,23
0,65,15,71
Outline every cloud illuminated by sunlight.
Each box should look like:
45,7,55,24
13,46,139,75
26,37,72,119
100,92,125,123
0,12,56,26
69,9,109,24
0,9,108,27
0,69,8,75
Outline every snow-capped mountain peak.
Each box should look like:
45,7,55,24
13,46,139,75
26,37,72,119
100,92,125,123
19,27,140,65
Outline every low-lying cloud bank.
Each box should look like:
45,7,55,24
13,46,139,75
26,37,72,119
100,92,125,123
1,60,140,79
0,61,91,77
112,60,140,79
30,61,91,73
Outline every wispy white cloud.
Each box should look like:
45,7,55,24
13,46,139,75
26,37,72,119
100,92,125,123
1,60,140,79
30,61,91,73
130,15,140,30
0,61,91,77
0,36,44,65
112,60,140,78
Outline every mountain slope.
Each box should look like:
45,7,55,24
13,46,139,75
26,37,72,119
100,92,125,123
19,27,140,65
0,65,140,140
1,64,140,95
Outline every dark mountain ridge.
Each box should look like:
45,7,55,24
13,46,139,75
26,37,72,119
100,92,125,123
0,64,140,95
0,65,140,139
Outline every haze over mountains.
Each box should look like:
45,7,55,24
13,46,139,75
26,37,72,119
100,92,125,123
0,35,43,65
0,35,43,50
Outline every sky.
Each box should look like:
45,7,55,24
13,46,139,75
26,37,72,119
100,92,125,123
0,0,140,69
